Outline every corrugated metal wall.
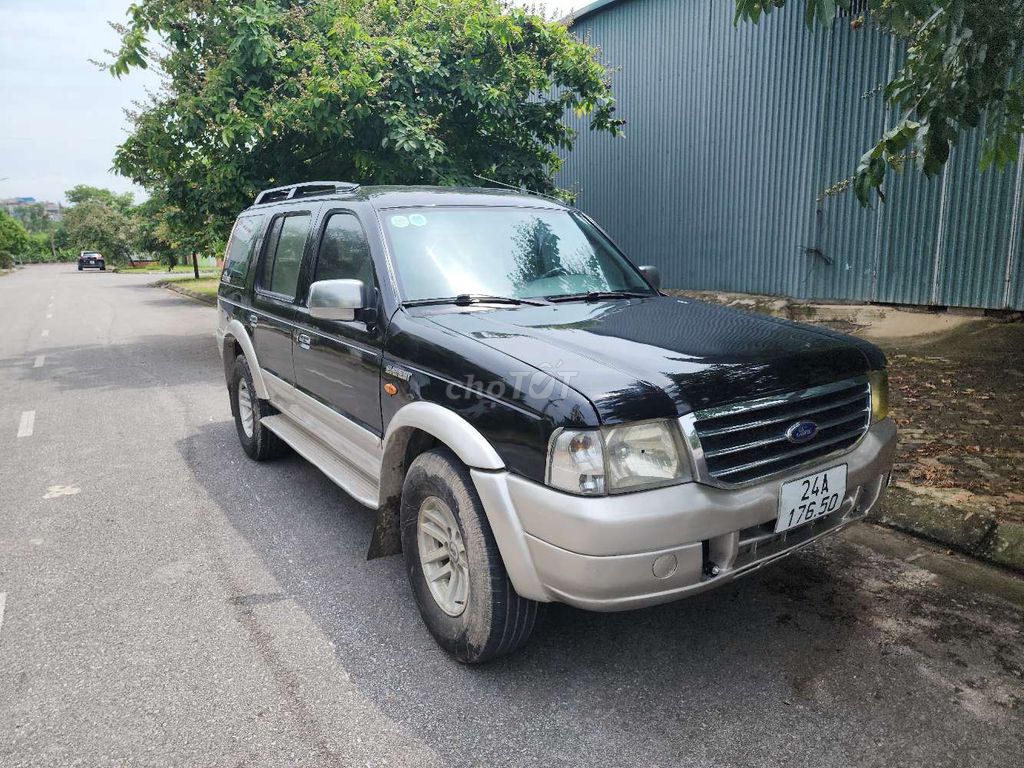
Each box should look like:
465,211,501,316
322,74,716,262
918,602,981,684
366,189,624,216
558,0,1024,309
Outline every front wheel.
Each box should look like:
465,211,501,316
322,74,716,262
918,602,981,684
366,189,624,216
401,449,542,664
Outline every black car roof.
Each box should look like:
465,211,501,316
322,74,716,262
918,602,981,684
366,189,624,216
242,185,568,214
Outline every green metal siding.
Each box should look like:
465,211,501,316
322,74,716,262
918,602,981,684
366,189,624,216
560,0,1024,309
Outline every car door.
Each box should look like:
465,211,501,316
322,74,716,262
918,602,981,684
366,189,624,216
251,207,317,384
292,208,384,444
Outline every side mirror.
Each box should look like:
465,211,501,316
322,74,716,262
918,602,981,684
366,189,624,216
639,265,661,291
308,279,365,322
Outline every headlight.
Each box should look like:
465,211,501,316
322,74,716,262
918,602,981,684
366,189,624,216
547,429,606,495
546,419,690,496
868,370,889,423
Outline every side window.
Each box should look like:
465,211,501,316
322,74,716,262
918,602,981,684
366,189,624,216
313,212,376,288
258,212,311,298
221,214,264,286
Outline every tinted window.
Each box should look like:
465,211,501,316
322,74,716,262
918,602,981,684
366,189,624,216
313,213,375,287
259,213,310,298
221,215,264,286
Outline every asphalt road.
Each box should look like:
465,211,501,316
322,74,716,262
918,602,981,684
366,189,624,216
1,263,1022,767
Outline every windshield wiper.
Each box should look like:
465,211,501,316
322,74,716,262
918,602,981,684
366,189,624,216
403,294,547,308
545,290,651,303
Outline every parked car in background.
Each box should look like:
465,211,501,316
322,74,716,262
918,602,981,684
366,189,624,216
78,251,105,271
216,182,898,663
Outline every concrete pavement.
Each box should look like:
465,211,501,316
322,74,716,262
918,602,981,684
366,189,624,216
1,264,1022,767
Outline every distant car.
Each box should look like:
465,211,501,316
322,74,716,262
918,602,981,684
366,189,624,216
78,251,105,271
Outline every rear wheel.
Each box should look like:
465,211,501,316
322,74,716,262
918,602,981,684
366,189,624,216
230,354,285,460
401,449,542,664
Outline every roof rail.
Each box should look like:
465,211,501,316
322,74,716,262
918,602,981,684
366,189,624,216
253,181,360,206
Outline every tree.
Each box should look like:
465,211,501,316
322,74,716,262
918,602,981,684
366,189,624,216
15,203,54,234
0,210,30,266
109,0,622,251
735,0,1024,205
65,184,135,214
62,200,133,263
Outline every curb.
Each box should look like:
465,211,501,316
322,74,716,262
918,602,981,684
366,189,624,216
666,288,1024,325
870,484,1024,574
156,280,217,306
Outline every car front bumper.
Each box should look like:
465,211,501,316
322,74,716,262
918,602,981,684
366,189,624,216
471,417,897,611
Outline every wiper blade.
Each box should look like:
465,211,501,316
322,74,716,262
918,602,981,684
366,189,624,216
403,294,547,308
545,290,651,303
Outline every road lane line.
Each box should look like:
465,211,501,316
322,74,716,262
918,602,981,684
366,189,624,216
0,593,6,638
33,355,45,368
17,411,35,438
41,329,49,338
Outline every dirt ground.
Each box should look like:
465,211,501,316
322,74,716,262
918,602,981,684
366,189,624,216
872,319,1024,525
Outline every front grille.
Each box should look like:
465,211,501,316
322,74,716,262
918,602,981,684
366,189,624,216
690,378,871,485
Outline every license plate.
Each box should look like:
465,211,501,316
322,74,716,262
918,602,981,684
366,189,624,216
775,464,847,533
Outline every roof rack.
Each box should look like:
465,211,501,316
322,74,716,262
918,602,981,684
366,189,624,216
253,181,360,206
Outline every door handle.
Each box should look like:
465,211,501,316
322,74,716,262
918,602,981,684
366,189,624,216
296,333,312,349
248,313,259,326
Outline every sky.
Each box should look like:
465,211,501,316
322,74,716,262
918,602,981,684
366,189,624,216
0,0,593,207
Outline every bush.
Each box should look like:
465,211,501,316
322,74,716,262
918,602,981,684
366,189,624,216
0,251,14,269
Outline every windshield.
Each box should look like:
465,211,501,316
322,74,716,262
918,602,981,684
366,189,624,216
381,207,654,302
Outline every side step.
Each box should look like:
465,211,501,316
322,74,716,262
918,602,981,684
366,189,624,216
261,415,379,509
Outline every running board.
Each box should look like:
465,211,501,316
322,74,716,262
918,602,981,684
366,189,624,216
261,415,379,509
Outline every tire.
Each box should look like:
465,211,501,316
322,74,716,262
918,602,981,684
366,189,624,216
78,265,82,271
229,354,285,461
401,448,543,664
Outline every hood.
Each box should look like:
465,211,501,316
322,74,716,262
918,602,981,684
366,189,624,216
421,296,883,424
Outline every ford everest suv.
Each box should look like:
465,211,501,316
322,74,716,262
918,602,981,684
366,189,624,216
216,181,897,663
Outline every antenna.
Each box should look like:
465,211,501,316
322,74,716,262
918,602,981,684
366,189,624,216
473,175,565,205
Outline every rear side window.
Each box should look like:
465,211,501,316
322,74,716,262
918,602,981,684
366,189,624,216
313,212,375,287
258,213,311,298
221,215,264,286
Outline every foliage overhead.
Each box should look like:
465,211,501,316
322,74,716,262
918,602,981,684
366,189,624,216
109,0,622,250
735,0,1024,206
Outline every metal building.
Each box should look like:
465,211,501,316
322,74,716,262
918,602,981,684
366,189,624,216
559,0,1024,310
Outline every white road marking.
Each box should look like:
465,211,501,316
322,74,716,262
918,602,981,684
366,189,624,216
17,411,36,438
43,485,80,499
46,313,53,319
33,355,45,368
41,329,49,338
0,593,6,638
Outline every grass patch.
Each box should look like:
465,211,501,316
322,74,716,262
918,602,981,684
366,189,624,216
156,275,220,299
118,264,217,273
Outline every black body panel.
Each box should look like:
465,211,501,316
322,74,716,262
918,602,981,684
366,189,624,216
423,296,882,423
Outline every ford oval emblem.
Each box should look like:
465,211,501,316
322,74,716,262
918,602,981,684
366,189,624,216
786,420,819,444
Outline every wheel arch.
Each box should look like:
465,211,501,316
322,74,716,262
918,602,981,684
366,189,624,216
368,402,505,559
221,318,269,399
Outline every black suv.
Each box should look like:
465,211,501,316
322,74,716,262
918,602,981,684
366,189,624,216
217,181,897,663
